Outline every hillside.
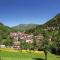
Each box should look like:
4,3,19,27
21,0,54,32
0,23,15,46
43,13,60,27
26,13,60,35
12,24,38,32
0,23,15,32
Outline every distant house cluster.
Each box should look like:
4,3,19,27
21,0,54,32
10,32,34,48
10,32,33,43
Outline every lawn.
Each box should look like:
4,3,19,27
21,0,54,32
0,48,60,60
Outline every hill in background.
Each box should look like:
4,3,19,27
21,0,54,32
12,24,38,32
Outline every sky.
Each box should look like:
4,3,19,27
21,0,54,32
0,0,60,27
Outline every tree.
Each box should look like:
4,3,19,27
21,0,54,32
42,30,50,60
20,40,29,50
3,37,13,46
49,26,60,55
32,36,37,50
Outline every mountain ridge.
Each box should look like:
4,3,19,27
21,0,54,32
12,24,38,32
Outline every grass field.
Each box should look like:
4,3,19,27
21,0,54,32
0,48,60,60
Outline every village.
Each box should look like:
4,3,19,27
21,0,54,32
10,32,44,49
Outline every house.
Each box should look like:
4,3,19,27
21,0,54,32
0,45,6,48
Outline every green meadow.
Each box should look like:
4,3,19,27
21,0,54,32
0,49,60,60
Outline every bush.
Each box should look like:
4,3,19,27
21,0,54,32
56,48,60,55
51,47,56,54
38,48,44,51
51,47,60,55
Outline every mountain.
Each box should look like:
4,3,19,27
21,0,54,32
0,23,15,33
26,13,60,35
43,13,60,28
12,24,38,32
